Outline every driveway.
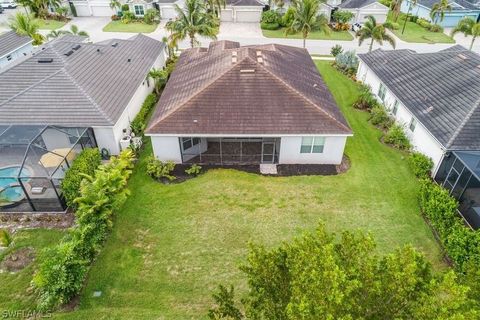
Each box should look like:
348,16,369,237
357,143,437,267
0,7,21,32
218,22,263,39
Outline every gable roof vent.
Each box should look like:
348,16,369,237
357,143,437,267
256,50,262,57
257,57,263,63
64,50,74,57
72,44,81,50
232,51,238,64
37,58,53,63
240,69,255,73
112,42,119,47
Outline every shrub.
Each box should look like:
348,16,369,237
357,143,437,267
111,14,120,21
130,94,158,136
369,105,393,129
408,152,433,178
146,157,176,181
330,44,343,57
353,84,379,110
121,4,129,11
417,18,431,29
261,10,280,24
185,164,202,176
260,22,280,30
379,0,392,6
34,150,134,310
428,24,443,32
383,124,410,150
280,7,295,27
334,50,359,76
409,15,419,23
144,8,159,24
61,148,102,208
0,229,12,247
384,21,400,30
121,11,136,24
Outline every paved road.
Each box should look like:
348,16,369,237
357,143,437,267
1,11,479,55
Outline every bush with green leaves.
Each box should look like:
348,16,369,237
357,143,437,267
121,4,129,11
143,8,159,24
61,148,101,208
260,21,280,30
353,84,378,110
334,50,359,76
261,10,280,24
369,105,393,129
280,6,295,27
383,124,411,150
209,223,479,319
130,94,158,136
409,15,419,22
185,164,202,176
146,157,176,181
417,18,431,29
0,229,12,247
34,150,134,310
408,152,433,178
428,23,443,32
121,11,136,23
384,21,400,30
330,44,343,57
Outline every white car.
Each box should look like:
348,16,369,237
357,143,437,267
1,1,17,9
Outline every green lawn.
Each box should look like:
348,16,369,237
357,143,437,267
387,13,455,43
45,62,442,319
0,229,65,312
262,27,354,41
103,21,158,33
35,19,66,30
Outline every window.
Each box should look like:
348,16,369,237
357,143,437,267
300,137,325,154
378,83,387,102
392,100,399,115
182,137,200,150
409,117,417,132
134,4,144,16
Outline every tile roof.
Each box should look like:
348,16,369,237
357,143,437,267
358,46,480,150
0,34,165,127
146,41,352,135
416,0,480,10
0,31,32,59
339,0,379,9
227,0,265,6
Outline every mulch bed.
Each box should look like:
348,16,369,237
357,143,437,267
277,164,337,176
0,247,35,273
0,212,75,233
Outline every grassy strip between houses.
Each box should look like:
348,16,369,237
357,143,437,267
53,61,442,319
102,21,159,33
387,12,455,44
262,27,354,41
35,19,67,30
0,61,444,319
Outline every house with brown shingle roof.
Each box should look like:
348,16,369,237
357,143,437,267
146,40,352,165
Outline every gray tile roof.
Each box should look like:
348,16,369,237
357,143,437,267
358,47,480,151
0,34,165,127
146,40,352,135
0,31,32,59
227,0,264,6
339,0,378,9
417,0,480,10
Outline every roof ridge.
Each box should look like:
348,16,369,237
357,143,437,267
256,59,352,133
446,96,480,148
147,53,245,131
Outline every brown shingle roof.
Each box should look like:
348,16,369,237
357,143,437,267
146,41,352,135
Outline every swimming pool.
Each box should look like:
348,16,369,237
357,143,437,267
0,166,32,203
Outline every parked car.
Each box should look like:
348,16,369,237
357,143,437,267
351,23,362,33
1,1,17,9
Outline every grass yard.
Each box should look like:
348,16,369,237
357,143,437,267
102,21,158,33
262,27,354,41
35,19,66,30
45,61,443,319
387,13,454,43
0,229,65,312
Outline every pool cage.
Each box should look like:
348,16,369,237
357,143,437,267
0,125,96,212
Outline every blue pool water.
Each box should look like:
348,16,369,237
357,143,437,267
0,166,31,203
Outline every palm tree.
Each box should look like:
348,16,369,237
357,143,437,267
356,15,396,52
68,24,89,37
47,29,68,39
166,0,219,48
206,0,225,17
162,36,177,58
451,17,480,51
9,12,44,45
285,0,330,48
430,0,452,24
109,0,121,12
148,68,169,95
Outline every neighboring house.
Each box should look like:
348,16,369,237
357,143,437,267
0,31,33,69
357,46,480,228
220,0,265,22
0,34,167,156
271,0,332,21
157,0,184,20
146,40,352,166
401,0,480,27
71,0,117,16
336,0,389,24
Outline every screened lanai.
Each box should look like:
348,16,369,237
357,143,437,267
0,125,96,212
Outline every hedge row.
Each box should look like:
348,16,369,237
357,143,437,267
130,93,158,136
419,179,480,272
34,150,134,310
61,148,102,208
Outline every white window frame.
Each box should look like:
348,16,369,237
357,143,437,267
300,137,325,154
409,117,417,132
181,137,200,151
133,4,145,16
378,83,387,102
392,100,399,115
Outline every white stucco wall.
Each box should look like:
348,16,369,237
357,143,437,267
343,2,389,24
221,6,263,22
357,60,446,173
0,42,33,69
279,136,347,164
150,136,183,163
